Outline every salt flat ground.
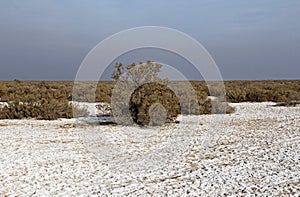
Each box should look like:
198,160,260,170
0,102,299,196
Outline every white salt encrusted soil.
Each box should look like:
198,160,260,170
0,102,299,196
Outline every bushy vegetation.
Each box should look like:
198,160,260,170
1,101,70,120
111,61,179,126
224,80,300,103
129,82,181,126
0,77,299,121
0,81,88,120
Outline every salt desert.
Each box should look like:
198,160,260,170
0,102,299,196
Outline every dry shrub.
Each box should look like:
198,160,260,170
274,101,300,107
224,80,300,103
1,80,299,120
129,82,180,126
128,83,234,126
0,100,88,120
200,99,235,114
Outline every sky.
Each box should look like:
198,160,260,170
0,0,299,80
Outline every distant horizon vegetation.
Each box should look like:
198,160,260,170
0,80,299,120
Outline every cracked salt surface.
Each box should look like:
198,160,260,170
0,102,299,196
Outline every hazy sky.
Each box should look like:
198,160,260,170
0,0,299,80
